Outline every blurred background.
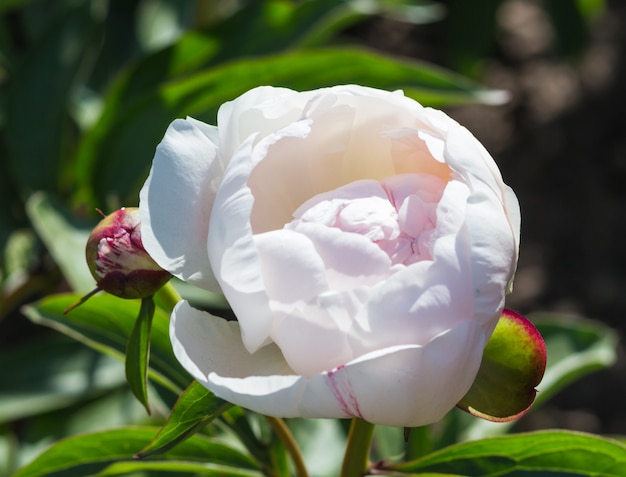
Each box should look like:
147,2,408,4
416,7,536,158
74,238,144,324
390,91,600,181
1,0,625,474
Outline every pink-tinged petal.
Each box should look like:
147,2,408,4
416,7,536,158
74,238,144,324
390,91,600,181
139,118,222,291
457,309,547,422
288,222,393,291
358,180,475,349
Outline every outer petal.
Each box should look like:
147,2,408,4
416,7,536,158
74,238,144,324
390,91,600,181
443,121,519,324
170,301,489,427
217,86,308,162
139,118,222,291
207,134,280,353
170,301,294,382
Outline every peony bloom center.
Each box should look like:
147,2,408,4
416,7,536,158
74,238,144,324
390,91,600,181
286,173,446,268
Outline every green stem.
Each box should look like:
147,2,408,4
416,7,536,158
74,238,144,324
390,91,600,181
265,416,309,477
406,425,432,460
155,280,182,312
341,418,375,477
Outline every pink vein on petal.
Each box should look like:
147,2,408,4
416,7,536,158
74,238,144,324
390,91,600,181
324,365,363,418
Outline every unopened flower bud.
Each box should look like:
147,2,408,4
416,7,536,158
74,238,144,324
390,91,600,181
86,207,171,299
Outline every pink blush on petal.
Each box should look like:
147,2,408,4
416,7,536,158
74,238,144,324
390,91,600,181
325,365,363,419
289,173,447,268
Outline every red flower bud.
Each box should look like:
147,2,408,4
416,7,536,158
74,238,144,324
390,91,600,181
85,208,171,299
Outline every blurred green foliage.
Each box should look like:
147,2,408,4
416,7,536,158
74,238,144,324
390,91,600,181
0,1,616,476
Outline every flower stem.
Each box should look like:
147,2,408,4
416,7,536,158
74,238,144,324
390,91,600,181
341,418,375,477
155,280,182,312
265,416,309,477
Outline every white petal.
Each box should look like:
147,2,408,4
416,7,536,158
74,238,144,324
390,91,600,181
254,229,329,303
170,301,293,385
217,86,308,161
464,188,516,323
207,135,276,353
139,118,222,291
335,320,488,426
173,300,488,427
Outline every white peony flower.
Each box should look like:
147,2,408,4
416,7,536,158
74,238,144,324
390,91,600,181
139,85,520,427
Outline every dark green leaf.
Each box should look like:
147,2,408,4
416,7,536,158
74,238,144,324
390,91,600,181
443,0,502,79
531,313,618,407
137,380,232,458
4,2,104,194
0,0,39,15
389,430,626,476
21,293,191,394
12,426,260,477
125,296,156,414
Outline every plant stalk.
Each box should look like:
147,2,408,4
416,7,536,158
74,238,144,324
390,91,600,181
341,418,375,477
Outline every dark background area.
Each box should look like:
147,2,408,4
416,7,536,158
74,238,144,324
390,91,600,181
350,0,626,435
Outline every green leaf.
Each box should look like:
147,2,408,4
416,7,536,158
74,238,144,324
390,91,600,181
21,293,190,394
73,47,507,208
0,336,126,423
457,310,546,422
4,2,103,194
25,192,95,294
12,426,260,477
0,0,39,15
389,430,626,476
531,313,617,407
96,461,262,476
137,380,232,458
125,296,156,414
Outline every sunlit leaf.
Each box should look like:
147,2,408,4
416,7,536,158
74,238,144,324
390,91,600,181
25,193,94,294
12,427,260,477
137,381,231,458
388,430,626,476
21,293,190,394
0,336,125,423
96,461,262,476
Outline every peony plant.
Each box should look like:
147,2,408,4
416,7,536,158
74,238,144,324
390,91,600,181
139,85,531,428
